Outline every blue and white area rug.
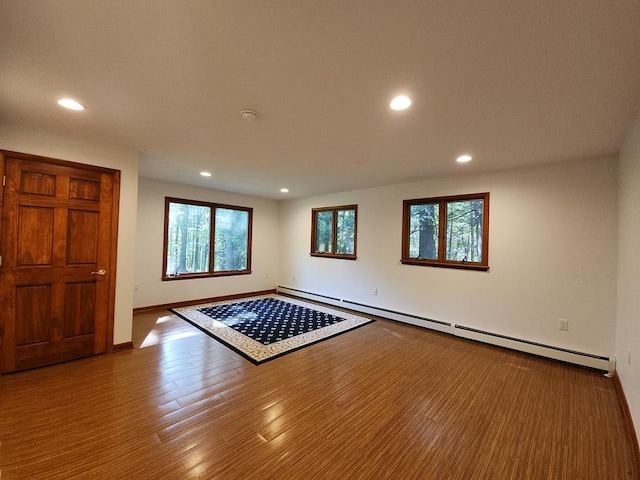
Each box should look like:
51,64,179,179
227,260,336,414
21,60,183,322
170,295,375,364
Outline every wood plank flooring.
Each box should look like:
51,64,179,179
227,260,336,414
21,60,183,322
1,308,638,479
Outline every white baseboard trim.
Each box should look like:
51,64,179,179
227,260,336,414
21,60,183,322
276,285,616,374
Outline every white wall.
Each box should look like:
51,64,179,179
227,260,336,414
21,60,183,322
280,157,618,357
617,110,640,438
3,121,630,430
133,178,280,308
0,121,139,345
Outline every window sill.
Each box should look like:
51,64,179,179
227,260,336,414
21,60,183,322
310,252,357,261
162,270,252,281
400,259,489,271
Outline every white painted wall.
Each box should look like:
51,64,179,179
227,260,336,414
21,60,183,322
133,178,280,308
617,111,640,439
0,121,139,345
3,121,631,435
279,157,618,357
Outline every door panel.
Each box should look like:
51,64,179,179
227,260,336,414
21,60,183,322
16,284,52,344
69,177,101,201
67,209,99,264
64,282,96,337
20,170,56,196
0,153,118,373
18,206,54,265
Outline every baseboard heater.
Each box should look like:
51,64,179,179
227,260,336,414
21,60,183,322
277,286,451,334
454,325,615,373
276,285,616,374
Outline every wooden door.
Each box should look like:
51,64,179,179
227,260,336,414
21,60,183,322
0,152,119,373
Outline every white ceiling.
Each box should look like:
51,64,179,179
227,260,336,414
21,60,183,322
1,1,640,199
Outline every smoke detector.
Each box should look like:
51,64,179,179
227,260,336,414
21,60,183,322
240,109,259,121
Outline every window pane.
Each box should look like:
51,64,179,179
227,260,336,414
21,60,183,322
335,209,355,254
408,203,439,259
445,199,483,262
314,210,334,253
214,208,249,271
166,202,210,276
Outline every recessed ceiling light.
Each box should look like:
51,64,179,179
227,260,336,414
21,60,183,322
390,95,412,111
200,171,212,177
280,188,289,193
240,109,259,121
456,155,473,163
57,98,85,111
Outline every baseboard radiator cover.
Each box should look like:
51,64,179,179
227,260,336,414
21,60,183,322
276,286,343,308
277,286,451,335
455,325,615,373
276,286,615,373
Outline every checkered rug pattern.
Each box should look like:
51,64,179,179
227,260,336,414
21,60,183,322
170,295,374,364
198,298,344,345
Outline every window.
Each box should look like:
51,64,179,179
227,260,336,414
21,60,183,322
311,205,357,260
163,197,252,279
402,193,489,270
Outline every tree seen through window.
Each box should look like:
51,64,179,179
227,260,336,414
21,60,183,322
403,193,489,270
163,198,252,279
311,205,357,259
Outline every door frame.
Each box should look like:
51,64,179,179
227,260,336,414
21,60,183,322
0,150,121,362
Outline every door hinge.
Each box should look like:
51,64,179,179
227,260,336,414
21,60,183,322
2,175,5,187
0,255,2,267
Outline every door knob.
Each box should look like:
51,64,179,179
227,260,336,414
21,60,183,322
91,269,107,276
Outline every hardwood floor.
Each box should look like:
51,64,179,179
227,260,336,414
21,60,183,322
1,308,638,479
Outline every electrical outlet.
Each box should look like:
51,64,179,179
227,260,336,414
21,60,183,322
292,274,297,281
133,283,139,292
372,288,378,295
559,319,569,331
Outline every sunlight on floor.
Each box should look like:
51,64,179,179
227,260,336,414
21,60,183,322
139,315,200,348
155,315,175,324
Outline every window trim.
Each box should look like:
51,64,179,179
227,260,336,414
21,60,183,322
310,204,358,260
162,197,253,280
401,192,489,271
